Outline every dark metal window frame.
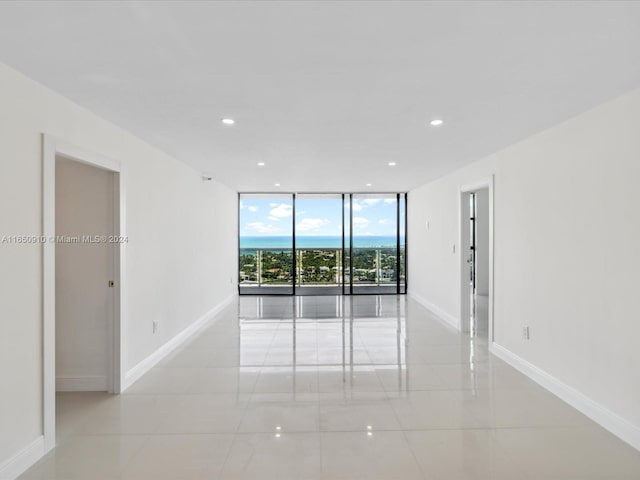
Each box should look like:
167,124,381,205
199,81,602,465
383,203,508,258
469,192,476,291
238,192,407,296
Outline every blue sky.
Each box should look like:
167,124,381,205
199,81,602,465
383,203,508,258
239,195,400,237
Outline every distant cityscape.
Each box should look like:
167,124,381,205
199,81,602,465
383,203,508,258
239,242,405,286
238,195,407,288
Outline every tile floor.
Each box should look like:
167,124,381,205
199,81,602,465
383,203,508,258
20,295,640,479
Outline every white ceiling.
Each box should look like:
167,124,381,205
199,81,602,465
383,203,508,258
1,1,640,192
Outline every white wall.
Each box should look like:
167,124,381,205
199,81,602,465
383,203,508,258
408,87,640,449
0,62,237,471
474,188,489,296
55,158,113,391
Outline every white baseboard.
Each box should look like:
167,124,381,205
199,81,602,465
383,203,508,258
0,436,44,480
490,342,640,452
408,290,460,330
123,294,236,391
56,375,107,392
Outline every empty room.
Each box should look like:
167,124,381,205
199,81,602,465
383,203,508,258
1,1,640,479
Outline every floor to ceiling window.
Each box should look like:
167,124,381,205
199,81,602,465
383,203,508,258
349,194,401,294
295,194,344,295
239,194,294,295
239,193,407,295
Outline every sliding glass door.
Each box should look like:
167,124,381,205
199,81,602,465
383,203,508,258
350,194,400,294
239,194,294,295
239,193,407,295
295,194,343,295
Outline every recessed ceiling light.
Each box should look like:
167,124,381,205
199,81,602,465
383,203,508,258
221,118,235,125
365,183,372,187
388,162,397,167
430,119,444,126
257,162,265,167
274,183,280,187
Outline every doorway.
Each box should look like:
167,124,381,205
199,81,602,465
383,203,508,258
43,136,124,452
55,156,115,392
459,180,493,340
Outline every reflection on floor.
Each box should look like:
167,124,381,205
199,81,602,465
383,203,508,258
472,293,489,338
21,295,640,479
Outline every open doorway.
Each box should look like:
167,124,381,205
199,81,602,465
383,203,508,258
459,179,493,341
43,136,124,452
54,156,117,441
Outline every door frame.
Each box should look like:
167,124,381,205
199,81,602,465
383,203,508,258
458,176,494,341
42,134,126,453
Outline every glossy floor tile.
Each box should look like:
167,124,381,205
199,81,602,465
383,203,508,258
20,295,640,479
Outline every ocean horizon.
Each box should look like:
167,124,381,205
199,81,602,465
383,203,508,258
240,235,404,249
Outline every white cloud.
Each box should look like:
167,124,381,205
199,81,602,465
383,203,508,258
269,203,278,207
362,199,381,207
296,218,330,232
378,218,391,225
267,216,280,222
270,203,293,218
352,217,369,229
246,222,281,234
239,200,245,209
247,206,258,213
383,198,396,205
345,202,363,212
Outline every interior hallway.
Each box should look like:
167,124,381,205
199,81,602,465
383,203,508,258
20,295,640,479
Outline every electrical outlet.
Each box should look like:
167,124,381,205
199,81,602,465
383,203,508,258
522,326,530,340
